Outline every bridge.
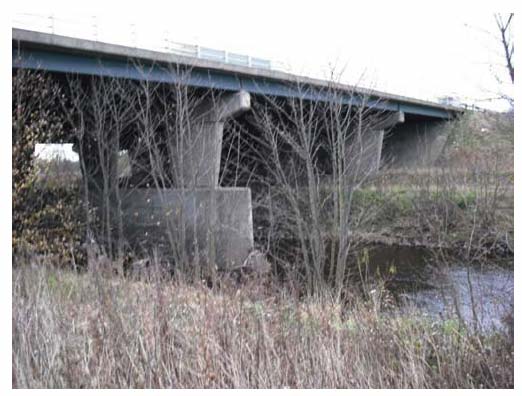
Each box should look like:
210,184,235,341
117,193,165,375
12,28,463,268
12,28,459,118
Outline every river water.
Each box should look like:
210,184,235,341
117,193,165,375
366,244,514,333
400,265,514,333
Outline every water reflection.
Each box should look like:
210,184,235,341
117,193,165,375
364,244,514,333
402,265,514,332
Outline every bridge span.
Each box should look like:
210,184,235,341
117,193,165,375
12,28,463,268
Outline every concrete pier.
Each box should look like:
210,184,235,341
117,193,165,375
122,91,254,269
121,188,253,268
383,119,447,168
352,111,405,176
179,91,251,187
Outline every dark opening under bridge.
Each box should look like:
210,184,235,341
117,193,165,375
12,28,463,268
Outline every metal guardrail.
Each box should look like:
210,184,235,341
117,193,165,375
12,13,286,71
164,39,272,69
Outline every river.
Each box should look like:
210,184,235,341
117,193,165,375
366,244,514,333
401,264,514,333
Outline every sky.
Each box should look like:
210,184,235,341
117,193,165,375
11,4,514,114
34,143,79,161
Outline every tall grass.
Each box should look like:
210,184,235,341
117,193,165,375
12,258,513,388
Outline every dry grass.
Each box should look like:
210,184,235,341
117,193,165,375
12,259,513,389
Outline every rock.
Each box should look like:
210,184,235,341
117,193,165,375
225,250,271,284
130,258,150,279
241,250,271,275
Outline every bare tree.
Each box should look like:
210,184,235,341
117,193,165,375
495,13,514,85
221,77,391,293
33,60,394,290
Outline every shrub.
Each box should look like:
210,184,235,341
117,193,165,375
12,69,85,264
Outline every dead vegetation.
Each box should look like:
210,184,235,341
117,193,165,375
12,260,513,388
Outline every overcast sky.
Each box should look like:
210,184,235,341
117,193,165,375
12,4,514,113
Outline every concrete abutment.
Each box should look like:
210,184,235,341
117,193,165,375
383,119,448,168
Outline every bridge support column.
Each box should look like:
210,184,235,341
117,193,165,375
356,129,385,176
122,91,254,270
75,129,122,256
382,119,447,168
352,111,405,177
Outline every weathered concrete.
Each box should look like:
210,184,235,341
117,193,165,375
121,188,253,269
121,91,255,268
383,120,448,168
360,130,385,175
351,111,405,176
370,111,405,130
180,91,250,187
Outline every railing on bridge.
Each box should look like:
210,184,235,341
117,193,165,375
12,13,286,71
164,39,272,70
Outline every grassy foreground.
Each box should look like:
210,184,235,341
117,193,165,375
12,262,513,388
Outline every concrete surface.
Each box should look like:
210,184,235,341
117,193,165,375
121,188,254,269
383,120,448,167
179,91,250,187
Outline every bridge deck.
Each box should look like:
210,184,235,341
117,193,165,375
12,28,462,119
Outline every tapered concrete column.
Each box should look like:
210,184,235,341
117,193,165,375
351,111,405,177
358,129,385,175
180,90,251,187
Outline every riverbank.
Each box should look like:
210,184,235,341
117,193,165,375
349,166,514,264
351,110,514,266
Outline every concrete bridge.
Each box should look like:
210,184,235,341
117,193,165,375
12,28,463,269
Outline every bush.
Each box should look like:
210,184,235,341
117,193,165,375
443,110,513,172
12,69,85,263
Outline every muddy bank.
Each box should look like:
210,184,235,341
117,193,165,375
351,230,513,263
